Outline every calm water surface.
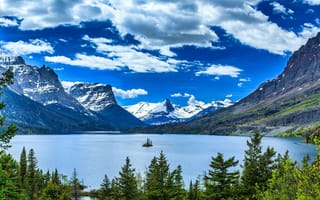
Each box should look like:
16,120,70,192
8,134,317,190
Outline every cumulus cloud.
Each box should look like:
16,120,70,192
196,64,242,78
81,35,177,73
45,54,122,71
0,17,19,27
1,0,319,55
270,2,294,15
226,94,233,98
112,87,148,99
0,0,114,30
303,0,320,5
1,39,54,55
171,92,192,98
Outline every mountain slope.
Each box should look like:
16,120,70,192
0,55,144,133
132,32,320,135
67,82,145,129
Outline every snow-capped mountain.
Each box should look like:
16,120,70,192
0,54,144,133
66,82,117,112
0,55,84,111
64,82,145,129
124,98,233,125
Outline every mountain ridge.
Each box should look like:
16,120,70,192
124,98,233,125
0,55,144,133
130,32,320,135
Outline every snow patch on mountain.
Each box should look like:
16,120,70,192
63,82,117,112
124,97,233,125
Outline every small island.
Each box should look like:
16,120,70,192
142,138,153,147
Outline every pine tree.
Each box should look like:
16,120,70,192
99,174,111,199
241,132,276,199
204,152,239,199
188,179,201,200
145,151,185,200
118,157,139,200
71,168,81,200
19,147,27,186
0,68,16,151
27,148,38,200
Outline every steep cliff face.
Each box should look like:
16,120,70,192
68,83,117,111
240,32,320,107
66,82,145,129
134,32,320,135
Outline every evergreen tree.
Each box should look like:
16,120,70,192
241,132,276,199
27,148,38,200
0,152,25,199
71,168,81,200
188,180,201,200
204,152,239,199
118,157,139,200
0,68,16,151
297,154,320,199
145,151,185,200
99,174,111,199
19,147,27,187
261,153,299,200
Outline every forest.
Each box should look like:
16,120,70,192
1,69,320,200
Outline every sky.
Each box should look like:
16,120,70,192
0,0,320,106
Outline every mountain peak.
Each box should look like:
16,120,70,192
164,99,174,113
68,82,117,112
241,32,320,105
0,53,25,65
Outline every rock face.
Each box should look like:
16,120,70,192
0,55,144,133
67,82,145,129
68,83,116,111
134,32,320,135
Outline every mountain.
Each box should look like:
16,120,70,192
124,98,233,125
66,82,145,129
132,32,320,135
0,54,144,133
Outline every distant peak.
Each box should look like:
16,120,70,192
164,98,174,112
0,53,25,65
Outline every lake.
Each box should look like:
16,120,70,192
7,134,318,190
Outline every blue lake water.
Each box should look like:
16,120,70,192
7,134,317,190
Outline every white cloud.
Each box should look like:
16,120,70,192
53,67,64,71
303,0,320,5
0,0,114,30
239,78,251,82
226,94,233,98
238,82,244,87
1,0,319,55
1,39,54,55
61,81,81,90
45,54,121,71
196,64,242,78
171,92,192,98
0,17,19,27
270,2,294,15
112,87,148,99
81,35,178,73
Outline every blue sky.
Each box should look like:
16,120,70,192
0,0,319,106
